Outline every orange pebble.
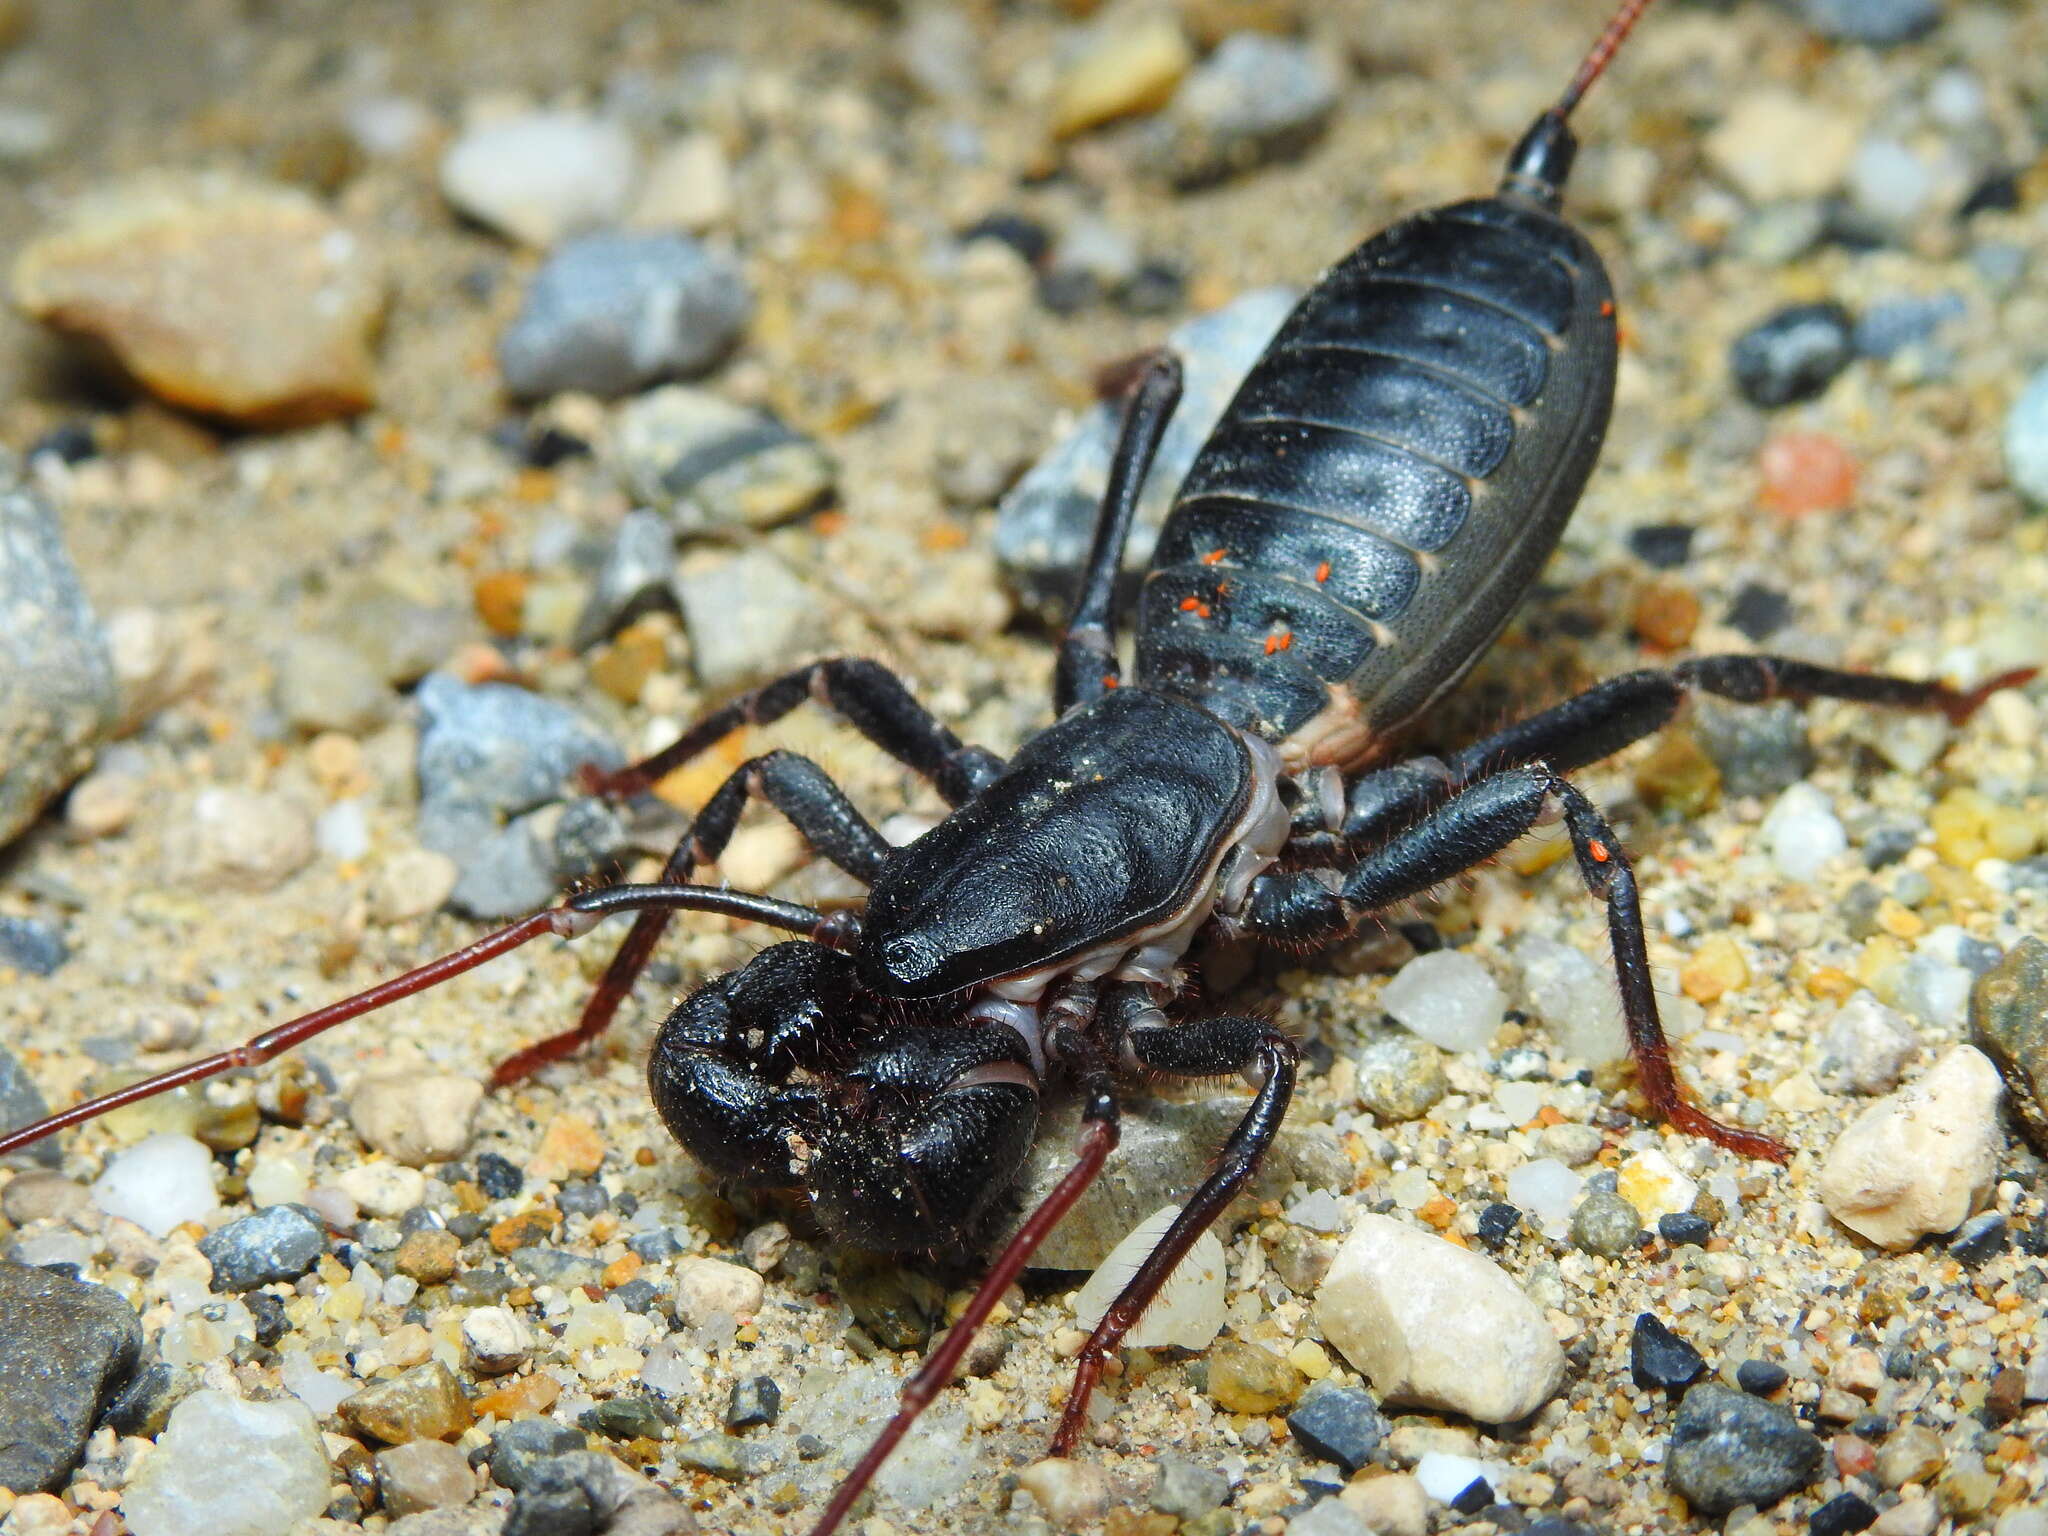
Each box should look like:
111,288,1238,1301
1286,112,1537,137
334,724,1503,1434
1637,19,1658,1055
1758,432,1857,516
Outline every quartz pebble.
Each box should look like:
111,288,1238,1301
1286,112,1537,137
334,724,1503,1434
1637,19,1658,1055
0,1261,144,1493
1817,1045,2003,1249
2005,367,2048,506
1972,936,2048,1154
1515,935,1624,1063
1048,16,1192,138
1816,991,1919,1095
375,1438,476,1515
1341,1472,1428,1536
674,1256,765,1325
1615,1149,1698,1224
498,232,750,400
334,1161,428,1219
441,111,637,247
1206,1338,1302,1413
1505,1158,1584,1240
0,459,116,849
12,174,384,425
1762,782,1848,881
123,1390,330,1536
1352,1032,1446,1121
1314,1213,1564,1424
1071,1203,1224,1350
1666,1382,1822,1514
611,385,832,535
91,1132,218,1236
1017,1457,1111,1525
161,787,315,893
348,1072,484,1166
1381,950,1502,1053
462,1306,532,1375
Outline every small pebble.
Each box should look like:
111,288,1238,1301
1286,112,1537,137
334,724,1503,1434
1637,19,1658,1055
0,915,67,976
498,232,749,400
725,1375,781,1431
1206,1338,1302,1413
462,1306,533,1376
2005,367,2048,505
1143,33,1338,188
1947,1210,2007,1264
476,1152,525,1199
1725,582,1794,642
1571,1190,1642,1258
1627,523,1693,569
1667,1382,1824,1514
349,1072,484,1166
1705,89,1858,202
440,111,637,247
1287,1381,1388,1473
1072,1204,1225,1350
571,509,677,651
274,635,390,735
0,1261,144,1493
1816,991,1919,1096
394,1228,461,1285
1476,1202,1521,1249
12,174,383,425
631,132,734,231
1151,1454,1228,1519
1352,1033,1446,1121
338,1360,472,1444
1631,1313,1707,1392
414,671,621,827
1799,0,1939,43
122,1391,329,1536
674,1256,765,1325
1017,1457,1111,1524
90,1133,218,1237
65,766,141,837
161,787,314,893
1853,293,1962,359
1970,936,2048,1155
1515,936,1623,1064
674,547,832,693
1737,1359,1789,1397
1758,432,1859,518
1731,302,1855,408
1314,1213,1564,1423
586,1395,666,1442
1658,1211,1713,1246
1762,782,1848,882
197,1204,326,1291
1048,16,1193,138
610,385,833,535
488,1418,586,1492
374,1438,476,1516
1817,1045,2003,1249
1505,1158,1584,1240
1288,1500,1376,1536
1381,950,1502,1053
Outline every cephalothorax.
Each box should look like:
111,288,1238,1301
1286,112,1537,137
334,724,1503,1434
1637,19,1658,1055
0,2,2032,1531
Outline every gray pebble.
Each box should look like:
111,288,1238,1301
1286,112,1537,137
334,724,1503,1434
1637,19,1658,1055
571,509,677,651
1690,697,1812,800
1798,0,1940,45
0,454,118,849
674,547,832,693
0,1259,144,1492
996,286,1297,617
1353,1033,1447,1122
0,915,68,977
1571,1190,1643,1258
1729,302,1855,408
724,1374,781,1431
1853,293,1963,359
330,589,472,687
1815,991,1918,1096
489,1418,587,1492
1970,936,2048,1156
674,1432,769,1480
274,634,392,735
415,671,621,824
611,385,834,536
1143,33,1340,189
0,1045,60,1168
499,231,750,400
198,1205,328,1290
1666,1381,1823,1514
1286,1382,1388,1474
1151,1453,1230,1518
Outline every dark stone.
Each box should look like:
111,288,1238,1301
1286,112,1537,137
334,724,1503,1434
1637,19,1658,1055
445,1214,488,1244
1810,1490,1879,1536
1628,523,1695,569
1658,1211,1713,1246
476,1152,524,1199
503,1464,599,1536
833,1251,943,1351
611,1278,661,1314
450,1268,515,1307
0,1046,60,1167
1691,697,1813,799
1969,936,2048,1156
1666,1382,1823,1515
1862,821,1920,869
1798,0,1939,45
795,1433,829,1460
582,1394,666,1441
725,1375,782,1431
199,1205,328,1291
1450,1476,1494,1514
1729,302,1856,407
1525,1520,1595,1536
1736,1359,1789,1396
1883,1347,1918,1380
957,212,1051,266
1117,261,1186,316
1631,1313,1707,1392
521,425,592,470
1150,1454,1229,1519
1725,583,1793,643
246,1290,290,1346
556,1182,609,1218
28,422,98,465
1947,1211,2007,1265
1960,170,2021,219
489,1417,587,1491
1036,267,1098,315
0,1260,144,1491
627,1229,683,1263
0,915,68,976
1285,1381,1387,1473
99,1359,180,1436
1476,1202,1522,1249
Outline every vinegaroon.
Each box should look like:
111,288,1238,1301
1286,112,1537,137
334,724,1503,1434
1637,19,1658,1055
0,1,2034,1530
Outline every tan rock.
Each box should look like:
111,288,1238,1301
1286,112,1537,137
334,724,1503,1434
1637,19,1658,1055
348,1073,484,1166
1050,16,1193,138
1314,1213,1564,1424
1817,1045,2003,1250
12,172,384,427
1703,90,1858,202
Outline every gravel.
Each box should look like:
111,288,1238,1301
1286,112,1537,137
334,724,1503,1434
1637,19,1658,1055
440,111,637,247
197,1204,328,1290
1629,1313,1707,1392
123,1390,330,1536
1666,1382,1823,1515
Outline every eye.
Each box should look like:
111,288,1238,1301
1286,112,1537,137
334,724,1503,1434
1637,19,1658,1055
879,935,942,985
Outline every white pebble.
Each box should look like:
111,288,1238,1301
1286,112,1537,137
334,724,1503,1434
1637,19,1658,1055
124,1391,330,1536
1071,1204,1225,1351
1761,782,1847,882
1016,1458,1110,1526
674,1256,765,1325
333,1162,427,1219
2006,367,2048,505
348,1073,483,1166
1506,1158,1584,1240
1314,1213,1564,1424
1818,1045,2003,1250
1414,1451,1506,1505
1381,950,1502,1053
245,1155,311,1209
462,1306,533,1375
1615,1148,1698,1224
441,111,638,247
1287,1496,1376,1536
316,798,370,861
91,1133,218,1237
1515,935,1625,1064
279,1348,356,1417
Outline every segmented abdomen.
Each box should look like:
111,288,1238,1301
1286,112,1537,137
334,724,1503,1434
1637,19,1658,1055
1135,195,1617,767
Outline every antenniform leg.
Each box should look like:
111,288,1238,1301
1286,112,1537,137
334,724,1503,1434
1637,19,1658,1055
1248,764,1785,1159
1048,1005,1297,1455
